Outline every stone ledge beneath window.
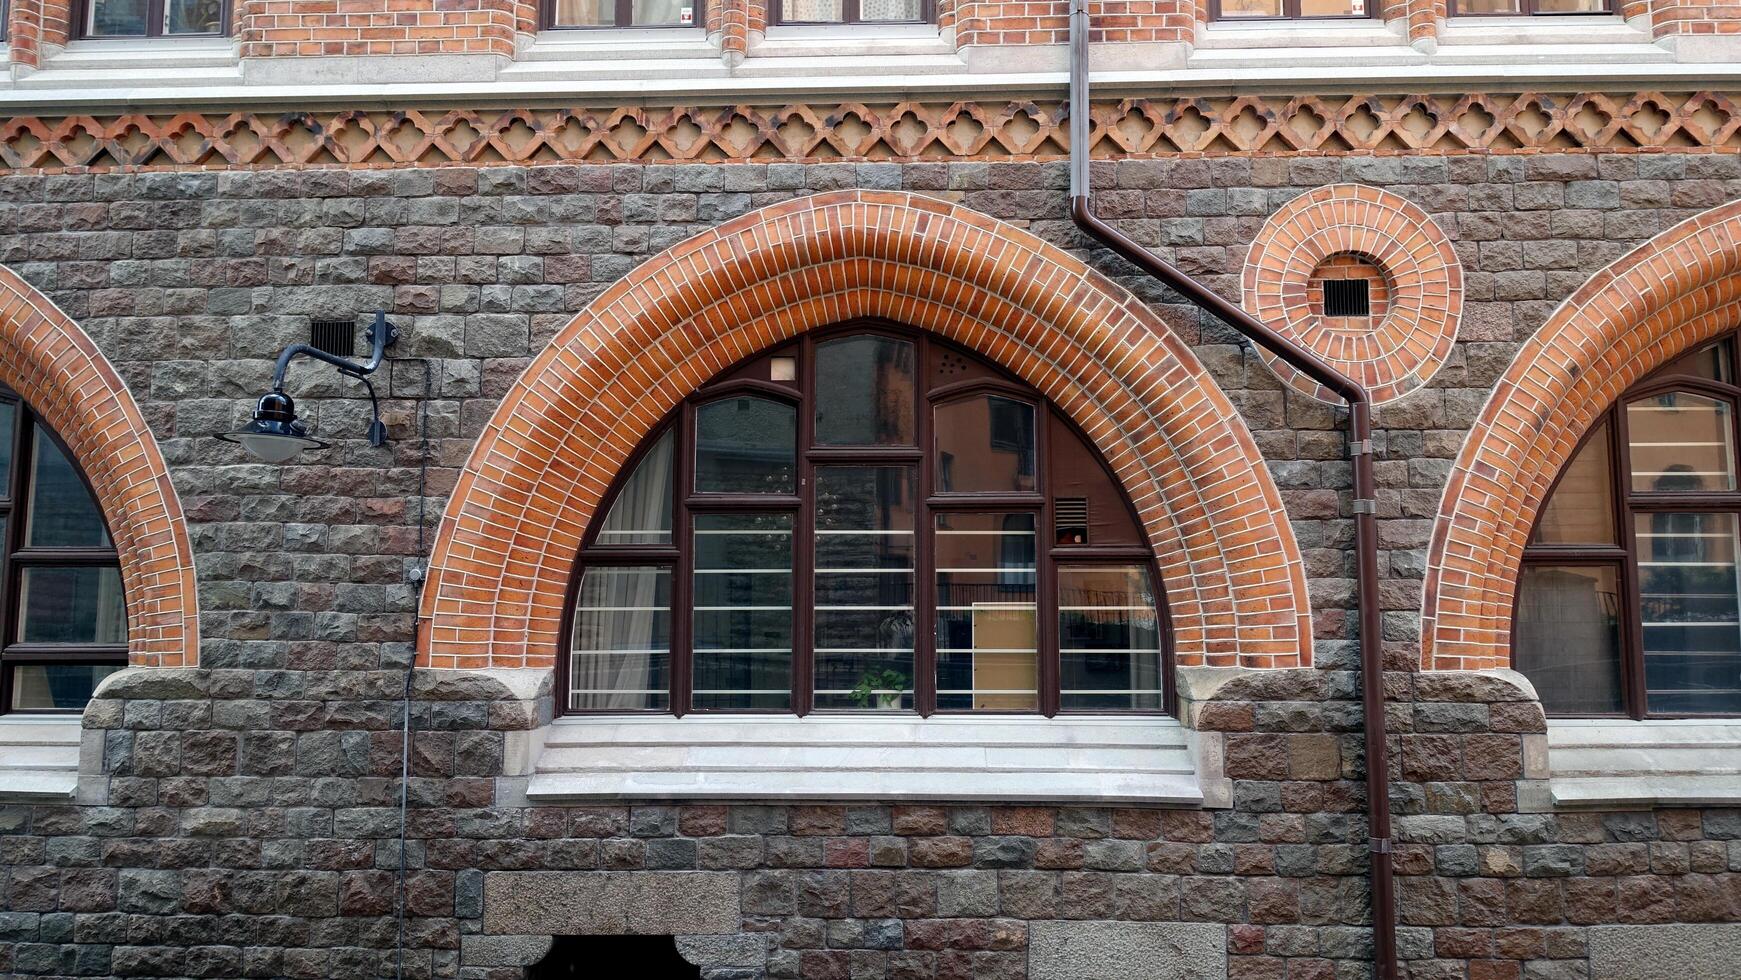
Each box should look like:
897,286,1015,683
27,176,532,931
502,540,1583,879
515,714,1209,807
1547,718,1741,808
0,716,82,802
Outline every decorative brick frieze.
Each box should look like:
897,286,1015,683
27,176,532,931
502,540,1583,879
0,266,201,668
1424,197,1741,672
1242,183,1462,406
4,91,1741,175
419,188,1312,672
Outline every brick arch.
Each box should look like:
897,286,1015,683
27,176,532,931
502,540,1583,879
0,265,200,667
1423,199,1741,671
418,190,1311,671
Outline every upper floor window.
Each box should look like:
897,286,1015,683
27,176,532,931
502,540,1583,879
563,323,1170,717
772,0,931,25
1449,0,1608,13
1212,0,1371,20
548,0,699,29
1516,334,1741,718
0,390,125,715
83,0,225,36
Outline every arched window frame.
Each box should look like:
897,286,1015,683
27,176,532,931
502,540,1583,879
0,386,126,715
1516,332,1741,719
559,320,1174,718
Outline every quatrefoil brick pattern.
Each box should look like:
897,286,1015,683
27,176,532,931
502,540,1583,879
1242,184,1463,406
1,91,1738,173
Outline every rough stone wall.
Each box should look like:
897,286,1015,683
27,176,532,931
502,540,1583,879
0,155,1739,978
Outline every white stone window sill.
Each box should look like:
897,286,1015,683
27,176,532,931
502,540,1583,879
746,23,961,70
1196,18,1409,50
22,36,241,89
0,715,82,801
1547,718,1741,808
514,713,1211,806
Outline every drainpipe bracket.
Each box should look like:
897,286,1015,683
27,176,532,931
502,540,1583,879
1351,498,1377,515
1369,837,1393,853
1348,439,1373,457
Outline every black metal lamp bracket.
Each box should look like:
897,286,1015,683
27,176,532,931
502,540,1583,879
269,311,399,447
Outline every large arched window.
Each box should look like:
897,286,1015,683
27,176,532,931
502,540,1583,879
1517,333,1741,717
0,388,126,714
562,323,1170,717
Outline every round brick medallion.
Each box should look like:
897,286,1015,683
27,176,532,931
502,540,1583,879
1243,184,1463,405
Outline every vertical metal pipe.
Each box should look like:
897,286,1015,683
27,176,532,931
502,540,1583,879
1065,5,1397,977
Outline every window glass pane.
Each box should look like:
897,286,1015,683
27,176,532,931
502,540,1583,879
88,0,148,34
164,0,222,33
782,0,843,19
814,335,916,447
0,402,15,494
859,0,921,20
1514,564,1623,714
1453,0,1523,11
813,467,916,710
569,566,670,711
553,0,614,24
27,430,111,549
1299,0,1368,13
693,514,793,711
935,512,1038,711
1059,565,1165,711
1626,392,1735,493
19,567,127,645
1217,0,1284,14
695,396,796,494
10,664,123,712
1533,419,1615,545
597,430,674,546
1650,339,1732,384
1635,513,1741,714
935,395,1037,494
632,0,696,24
1531,0,1606,10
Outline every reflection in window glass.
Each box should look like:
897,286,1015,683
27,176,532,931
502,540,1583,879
27,431,111,548
935,395,1036,494
695,396,796,494
1059,565,1165,711
19,567,127,645
11,664,124,711
569,567,671,710
1626,392,1735,493
1515,565,1623,714
1216,0,1284,14
1651,339,1733,384
693,514,793,711
553,0,613,24
1635,513,1741,714
935,513,1038,711
1533,420,1615,546
782,0,922,19
0,402,14,493
1452,0,1522,10
164,0,222,33
813,467,916,710
597,430,674,546
1531,0,1607,10
632,0,695,23
814,335,916,446
87,0,148,34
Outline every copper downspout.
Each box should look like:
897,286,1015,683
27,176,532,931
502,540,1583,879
1064,6,1397,978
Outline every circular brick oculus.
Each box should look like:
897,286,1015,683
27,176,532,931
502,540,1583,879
1243,183,1463,405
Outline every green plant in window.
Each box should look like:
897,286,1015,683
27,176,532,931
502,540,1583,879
848,669,910,709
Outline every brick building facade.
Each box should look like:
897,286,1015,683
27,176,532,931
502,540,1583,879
2,0,1741,976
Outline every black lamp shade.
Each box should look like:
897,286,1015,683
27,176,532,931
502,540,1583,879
216,389,327,463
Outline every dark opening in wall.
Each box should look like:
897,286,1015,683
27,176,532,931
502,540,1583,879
1322,277,1371,318
526,936,700,978
309,318,357,357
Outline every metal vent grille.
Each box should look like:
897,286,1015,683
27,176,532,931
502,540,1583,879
1323,278,1371,317
310,319,357,357
1054,497,1089,546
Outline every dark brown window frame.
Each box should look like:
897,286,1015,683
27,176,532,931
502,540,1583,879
541,0,706,31
557,320,1175,719
1207,0,1375,23
0,389,126,716
769,0,935,27
1445,0,1613,16
75,0,229,38
1516,333,1741,719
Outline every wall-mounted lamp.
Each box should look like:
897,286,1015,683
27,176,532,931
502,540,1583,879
217,311,398,463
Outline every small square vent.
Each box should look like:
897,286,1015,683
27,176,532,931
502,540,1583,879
1323,278,1371,318
310,319,357,357
1054,497,1089,546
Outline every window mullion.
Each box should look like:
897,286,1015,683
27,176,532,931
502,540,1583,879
916,333,937,717
794,333,816,717
1612,401,1650,719
672,403,694,717
0,409,33,714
